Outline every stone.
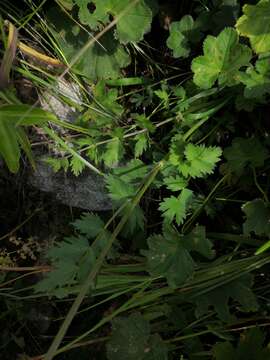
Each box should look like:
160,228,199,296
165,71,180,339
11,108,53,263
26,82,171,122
28,161,112,211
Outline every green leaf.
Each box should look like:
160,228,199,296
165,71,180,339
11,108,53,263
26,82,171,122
72,213,105,238
238,56,270,99
74,0,156,44
191,27,251,89
159,189,194,225
133,114,155,132
143,225,213,288
134,133,149,157
183,225,215,260
163,175,188,192
194,275,258,322
106,174,135,202
242,199,270,236
166,15,202,58
70,155,86,176
44,157,69,173
143,232,194,288
107,313,168,360
34,236,95,298
177,143,222,178
47,9,130,80
112,159,149,182
213,328,270,360
88,81,124,127
236,0,270,54
223,137,268,175
102,137,124,166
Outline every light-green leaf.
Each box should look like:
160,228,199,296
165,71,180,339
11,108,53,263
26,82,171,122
191,27,251,89
159,188,194,225
236,0,270,54
178,143,222,178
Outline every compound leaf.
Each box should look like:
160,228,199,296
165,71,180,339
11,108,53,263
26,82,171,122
191,27,251,89
102,137,124,166
236,0,270,54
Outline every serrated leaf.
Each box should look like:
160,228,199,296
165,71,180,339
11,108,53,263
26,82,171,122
238,56,270,99
242,199,270,236
194,275,258,322
163,175,188,192
34,236,95,298
223,137,268,175
112,159,149,182
121,204,145,236
213,328,270,360
103,137,124,166
72,212,105,238
70,155,86,176
107,313,168,360
167,15,202,58
159,189,194,225
191,27,251,89
236,0,270,54
142,233,195,288
44,157,69,173
134,133,149,157
178,143,222,178
106,174,135,202
133,114,155,132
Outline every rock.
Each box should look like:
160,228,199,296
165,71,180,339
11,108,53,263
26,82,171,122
28,161,112,211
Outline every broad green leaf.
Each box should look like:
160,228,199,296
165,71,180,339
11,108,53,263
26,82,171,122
183,225,215,259
242,199,270,236
191,27,251,89
72,213,105,238
47,9,130,80
236,0,270,54
213,328,270,360
224,137,268,175
75,0,156,44
167,15,202,58
159,188,194,225
107,313,168,360
238,56,270,99
194,275,258,322
177,143,222,178
142,232,195,288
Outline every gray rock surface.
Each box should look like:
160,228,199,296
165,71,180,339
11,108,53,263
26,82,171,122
29,161,112,211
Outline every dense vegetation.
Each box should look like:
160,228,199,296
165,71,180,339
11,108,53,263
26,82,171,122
1,0,270,359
